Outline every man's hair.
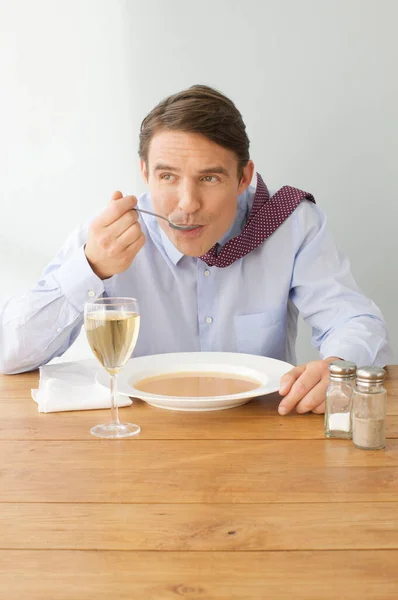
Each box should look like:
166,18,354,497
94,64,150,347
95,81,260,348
139,84,250,179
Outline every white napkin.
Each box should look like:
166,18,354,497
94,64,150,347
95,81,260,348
31,358,132,413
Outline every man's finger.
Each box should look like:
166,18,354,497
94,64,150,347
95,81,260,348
125,231,146,256
295,379,329,414
279,365,305,396
108,210,139,239
116,222,143,251
99,195,138,227
111,190,123,201
312,401,326,415
278,365,323,415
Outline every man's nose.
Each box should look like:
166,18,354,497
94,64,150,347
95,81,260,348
177,183,201,214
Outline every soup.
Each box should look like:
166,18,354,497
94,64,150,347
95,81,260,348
134,372,261,397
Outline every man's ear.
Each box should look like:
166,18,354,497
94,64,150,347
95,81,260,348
140,159,149,184
238,160,255,194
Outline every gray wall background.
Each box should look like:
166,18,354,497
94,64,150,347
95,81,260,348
1,0,397,363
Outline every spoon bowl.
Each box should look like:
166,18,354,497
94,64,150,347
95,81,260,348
134,208,200,231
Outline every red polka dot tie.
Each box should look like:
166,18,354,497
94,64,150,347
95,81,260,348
200,173,315,268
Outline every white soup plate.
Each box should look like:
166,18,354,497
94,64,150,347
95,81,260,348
96,352,293,412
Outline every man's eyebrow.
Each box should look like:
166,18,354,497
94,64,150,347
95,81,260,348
154,163,181,172
153,164,230,176
197,166,229,176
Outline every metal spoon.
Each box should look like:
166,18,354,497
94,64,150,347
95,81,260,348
134,207,200,231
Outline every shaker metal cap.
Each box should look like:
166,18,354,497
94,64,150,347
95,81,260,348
357,366,386,383
329,359,356,378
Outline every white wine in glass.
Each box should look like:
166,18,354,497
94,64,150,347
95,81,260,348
84,297,141,438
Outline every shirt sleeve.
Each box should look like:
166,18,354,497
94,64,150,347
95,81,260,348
289,201,394,367
0,224,106,374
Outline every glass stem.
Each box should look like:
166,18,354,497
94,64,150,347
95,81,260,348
110,374,120,425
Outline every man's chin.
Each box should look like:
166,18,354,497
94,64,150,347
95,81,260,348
171,226,216,256
174,242,214,257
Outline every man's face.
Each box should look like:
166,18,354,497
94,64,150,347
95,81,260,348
140,130,254,256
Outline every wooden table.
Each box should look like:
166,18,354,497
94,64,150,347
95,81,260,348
0,367,398,599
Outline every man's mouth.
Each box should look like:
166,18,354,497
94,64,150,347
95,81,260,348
174,225,205,238
174,223,202,230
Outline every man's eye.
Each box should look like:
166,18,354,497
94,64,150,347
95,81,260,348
160,173,173,181
202,176,218,183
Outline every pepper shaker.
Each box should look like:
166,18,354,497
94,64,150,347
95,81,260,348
352,367,386,450
324,360,356,439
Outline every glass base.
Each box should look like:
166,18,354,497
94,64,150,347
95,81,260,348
325,429,352,439
90,422,141,439
353,442,385,450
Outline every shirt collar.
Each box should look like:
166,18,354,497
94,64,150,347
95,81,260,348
148,185,256,267
160,227,185,265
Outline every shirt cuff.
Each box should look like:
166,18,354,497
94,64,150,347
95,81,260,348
53,246,105,311
103,274,117,297
319,338,394,368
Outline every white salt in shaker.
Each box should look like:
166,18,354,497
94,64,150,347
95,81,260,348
324,360,356,439
352,367,386,450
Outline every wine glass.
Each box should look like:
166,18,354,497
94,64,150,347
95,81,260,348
84,297,141,439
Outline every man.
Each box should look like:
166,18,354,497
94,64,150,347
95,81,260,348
0,85,392,415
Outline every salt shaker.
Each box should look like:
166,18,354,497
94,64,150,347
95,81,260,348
352,366,386,450
324,360,356,439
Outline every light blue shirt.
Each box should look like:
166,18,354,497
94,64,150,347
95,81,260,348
0,183,393,374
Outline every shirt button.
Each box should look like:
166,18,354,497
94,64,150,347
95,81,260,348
205,316,213,324
204,269,210,277
88,290,95,297
57,328,62,333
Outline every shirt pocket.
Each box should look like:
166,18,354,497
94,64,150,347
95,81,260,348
234,308,285,359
